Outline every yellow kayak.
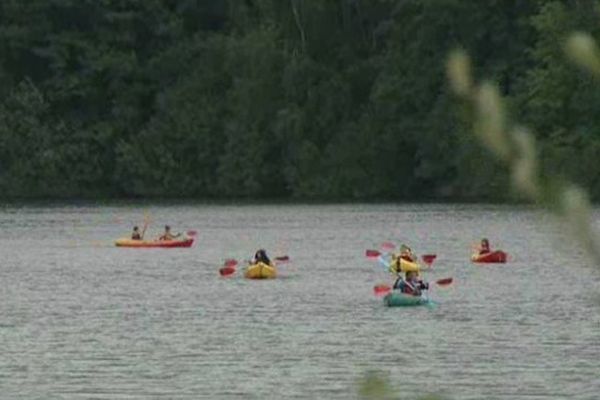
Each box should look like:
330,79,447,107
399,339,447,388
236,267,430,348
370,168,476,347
245,262,277,279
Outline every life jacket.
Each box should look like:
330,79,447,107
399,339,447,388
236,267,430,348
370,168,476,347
389,256,402,274
400,254,415,262
132,232,141,240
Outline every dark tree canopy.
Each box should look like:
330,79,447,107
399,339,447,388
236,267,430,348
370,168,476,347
0,0,598,200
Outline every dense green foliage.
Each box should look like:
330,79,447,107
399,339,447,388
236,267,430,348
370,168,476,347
0,0,598,200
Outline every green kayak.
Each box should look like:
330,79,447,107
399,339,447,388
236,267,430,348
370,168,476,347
383,292,431,307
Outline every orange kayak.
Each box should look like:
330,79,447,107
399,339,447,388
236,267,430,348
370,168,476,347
115,238,194,248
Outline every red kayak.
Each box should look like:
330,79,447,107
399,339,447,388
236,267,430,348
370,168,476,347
471,250,507,263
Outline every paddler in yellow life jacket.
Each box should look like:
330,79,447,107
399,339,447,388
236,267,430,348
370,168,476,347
389,244,418,274
399,244,417,262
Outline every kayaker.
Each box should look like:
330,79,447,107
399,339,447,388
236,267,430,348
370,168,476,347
399,244,417,262
159,225,181,241
393,270,429,296
478,238,491,255
388,244,418,274
131,226,142,240
252,249,271,265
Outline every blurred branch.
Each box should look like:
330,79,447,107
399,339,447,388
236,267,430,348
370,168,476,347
357,371,448,400
290,0,306,52
447,47,600,263
565,32,600,77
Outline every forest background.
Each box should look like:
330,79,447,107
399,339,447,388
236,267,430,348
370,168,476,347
1,0,598,201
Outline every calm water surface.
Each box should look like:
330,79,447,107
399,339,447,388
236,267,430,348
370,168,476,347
1,203,599,399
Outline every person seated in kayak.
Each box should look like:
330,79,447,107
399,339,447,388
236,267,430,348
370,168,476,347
252,249,271,265
399,244,417,262
388,244,417,273
478,238,491,255
393,270,429,296
131,226,143,240
159,225,181,241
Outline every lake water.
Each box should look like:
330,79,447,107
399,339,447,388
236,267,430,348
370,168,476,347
1,203,599,399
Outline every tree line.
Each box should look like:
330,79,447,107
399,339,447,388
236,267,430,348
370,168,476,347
1,0,598,200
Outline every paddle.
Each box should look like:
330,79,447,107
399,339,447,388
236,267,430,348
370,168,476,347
435,277,453,286
373,284,391,295
367,249,437,265
223,256,289,265
366,249,382,258
186,230,198,237
372,277,453,296
381,242,395,251
219,266,236,277
218,256,289,276
219,259,238,277
421,254,437,266
141,213,150,240
224,259,238,267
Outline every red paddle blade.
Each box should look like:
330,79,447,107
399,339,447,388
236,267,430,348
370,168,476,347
224,259,238,268
436,277,453,286
219,266,236,277
381,242,395,251
373,284,391,296
186,230,198,237
366,249,381,258
422,254,437,265
275,256,290,262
